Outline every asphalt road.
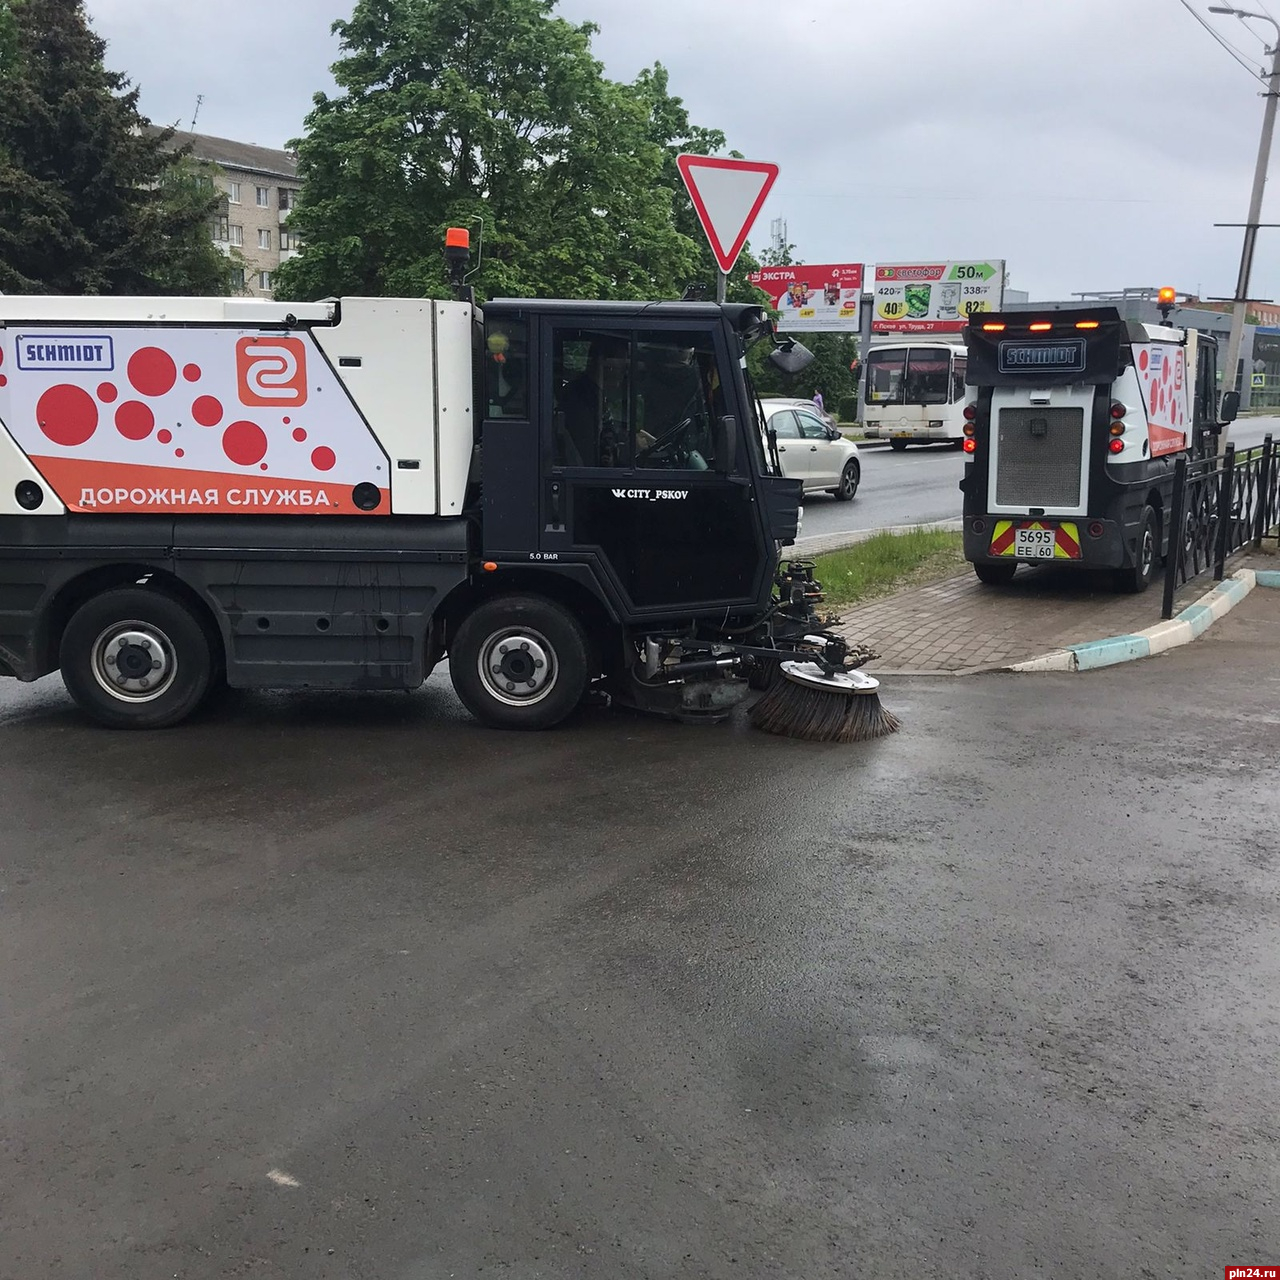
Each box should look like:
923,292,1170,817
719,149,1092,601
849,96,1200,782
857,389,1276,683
4,590,1279,1278
796,414,1280,543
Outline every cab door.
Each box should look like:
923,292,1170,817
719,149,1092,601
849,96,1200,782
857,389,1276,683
538,319,768,616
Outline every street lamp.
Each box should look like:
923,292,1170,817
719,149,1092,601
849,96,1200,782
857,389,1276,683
1208,5,1280,436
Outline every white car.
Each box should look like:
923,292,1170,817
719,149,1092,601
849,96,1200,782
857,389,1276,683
761,399,861,501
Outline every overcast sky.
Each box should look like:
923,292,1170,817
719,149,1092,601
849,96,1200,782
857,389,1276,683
86,0,1280,303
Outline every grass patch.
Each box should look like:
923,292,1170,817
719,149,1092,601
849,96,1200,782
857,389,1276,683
813,527,965,607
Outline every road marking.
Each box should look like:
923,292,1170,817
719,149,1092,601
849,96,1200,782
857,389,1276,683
267,1168,301,1188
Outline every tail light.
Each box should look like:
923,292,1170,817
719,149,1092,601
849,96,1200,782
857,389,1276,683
971,518,987,533
963,422,976,437
1108,438,1125,454
1029,321,1053,332
1109,421,1125,437
963,438,977,454
1088,522,1104,538
963,403,977,421
1110,402,1126,419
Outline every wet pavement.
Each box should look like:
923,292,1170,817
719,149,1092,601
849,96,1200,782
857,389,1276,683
3,591,1279,1279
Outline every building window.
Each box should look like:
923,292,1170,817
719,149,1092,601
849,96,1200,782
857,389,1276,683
258,229,271,251
256,186,270,207
279,188,298,212
214,215,229,242
229,224,243,247
280,230,301,252
258,271,272,291
228,181,241,204
229,267,245,289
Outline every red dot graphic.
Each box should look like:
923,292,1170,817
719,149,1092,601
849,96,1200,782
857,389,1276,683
292,427,307,443
223,420,268,466
192,395,223,427
157,429,173,445
128,347,178,397
183,364,201,382
311,446,336,472
116,401,155,441
0,346,5,365
1138,349,1149,371
98,382,118,403
36,384,98,447
0,374,7,388
260,463,269,471
282,417,291,425
175,448,185,458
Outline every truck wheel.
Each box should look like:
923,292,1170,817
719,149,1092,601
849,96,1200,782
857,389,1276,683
450,595,589,730
974,561,1017,586
832,460,860,502
1116,506,1158,594
889,440,909,452
60,588,214,729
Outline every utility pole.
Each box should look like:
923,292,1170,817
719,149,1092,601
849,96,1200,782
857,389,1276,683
1209,7,1280,441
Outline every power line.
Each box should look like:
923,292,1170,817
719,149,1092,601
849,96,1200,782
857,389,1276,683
1177,0,1270,85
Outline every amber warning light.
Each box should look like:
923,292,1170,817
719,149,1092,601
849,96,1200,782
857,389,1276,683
1158,285,1177,320
445,227,471,250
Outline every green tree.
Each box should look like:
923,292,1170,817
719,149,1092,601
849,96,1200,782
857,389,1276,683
276,0,725,303
0,0,226,295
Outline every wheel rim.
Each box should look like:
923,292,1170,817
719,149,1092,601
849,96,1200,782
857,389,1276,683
841,465,857,497
1141,525,1155,577
90,620,179,704
477,626,557,708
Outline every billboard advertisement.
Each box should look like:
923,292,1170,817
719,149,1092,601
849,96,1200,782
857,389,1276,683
872,261,1005,333
748,264,864,332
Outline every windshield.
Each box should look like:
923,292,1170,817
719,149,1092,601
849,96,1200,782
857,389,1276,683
866,347,953,406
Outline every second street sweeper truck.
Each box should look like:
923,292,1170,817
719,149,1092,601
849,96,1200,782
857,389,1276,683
0,232,894,741
960,303,1238,592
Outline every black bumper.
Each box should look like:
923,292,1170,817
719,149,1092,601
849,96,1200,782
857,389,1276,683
962,516,1134,570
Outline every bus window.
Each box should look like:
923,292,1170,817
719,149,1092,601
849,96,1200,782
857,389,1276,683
866,349,906,403
903,349,950,405
951,357,967,404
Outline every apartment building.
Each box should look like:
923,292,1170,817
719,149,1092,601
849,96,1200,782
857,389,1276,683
161,129,302,298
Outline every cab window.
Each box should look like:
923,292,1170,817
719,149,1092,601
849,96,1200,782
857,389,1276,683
484,318,528,418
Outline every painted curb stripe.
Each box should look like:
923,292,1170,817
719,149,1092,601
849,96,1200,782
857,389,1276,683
1009,563,1276,674
1069,634,1150,670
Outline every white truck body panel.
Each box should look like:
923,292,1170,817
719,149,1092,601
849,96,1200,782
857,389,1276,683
0,417,66,516
0,297,477,518
986,384,1094,517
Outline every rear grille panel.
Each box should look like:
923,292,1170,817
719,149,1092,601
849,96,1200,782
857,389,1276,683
994,407,1085,508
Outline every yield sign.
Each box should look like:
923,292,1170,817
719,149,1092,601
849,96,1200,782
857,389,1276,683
676,154,779,275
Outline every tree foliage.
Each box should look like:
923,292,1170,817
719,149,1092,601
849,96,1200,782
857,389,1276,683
277,0,750,304
0,0,227,295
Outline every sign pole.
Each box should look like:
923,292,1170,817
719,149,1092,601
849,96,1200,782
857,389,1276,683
716,271,727,305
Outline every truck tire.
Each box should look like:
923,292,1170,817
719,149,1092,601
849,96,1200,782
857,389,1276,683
59,587,214,729
889,439,909,452
973,561,1017,586
831,459,860,502
450,594,589,730
1116,505,1158,594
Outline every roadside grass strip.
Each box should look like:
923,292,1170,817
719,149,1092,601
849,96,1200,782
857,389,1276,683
1009,569,1273,673
814,528,964,608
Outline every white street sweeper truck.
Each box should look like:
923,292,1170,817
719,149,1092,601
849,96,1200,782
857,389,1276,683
0,231,895,740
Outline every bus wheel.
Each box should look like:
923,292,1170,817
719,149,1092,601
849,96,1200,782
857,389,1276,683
889,440,909,452
974,561,1017,586
1116,506,1158,594
450,594,589,730
60,588,214,729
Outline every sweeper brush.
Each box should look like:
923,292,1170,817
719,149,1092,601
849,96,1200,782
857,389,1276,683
749,660,900,743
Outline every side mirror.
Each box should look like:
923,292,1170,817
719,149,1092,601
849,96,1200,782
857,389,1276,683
713,415,738,474
1220,390,1240,423
767,339,816,376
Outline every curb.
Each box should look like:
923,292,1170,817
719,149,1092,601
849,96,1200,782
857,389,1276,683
1007,569,1275,673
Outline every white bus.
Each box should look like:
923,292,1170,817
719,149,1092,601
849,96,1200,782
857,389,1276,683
862,340,968,450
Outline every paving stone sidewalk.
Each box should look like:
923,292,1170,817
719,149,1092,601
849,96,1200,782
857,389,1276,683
831,556,1273,674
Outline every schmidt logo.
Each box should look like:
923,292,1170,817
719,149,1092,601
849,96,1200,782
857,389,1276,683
997,339,1085,374
16,334,115,372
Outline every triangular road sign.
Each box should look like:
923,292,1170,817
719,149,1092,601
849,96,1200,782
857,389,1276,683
676,154,779,275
